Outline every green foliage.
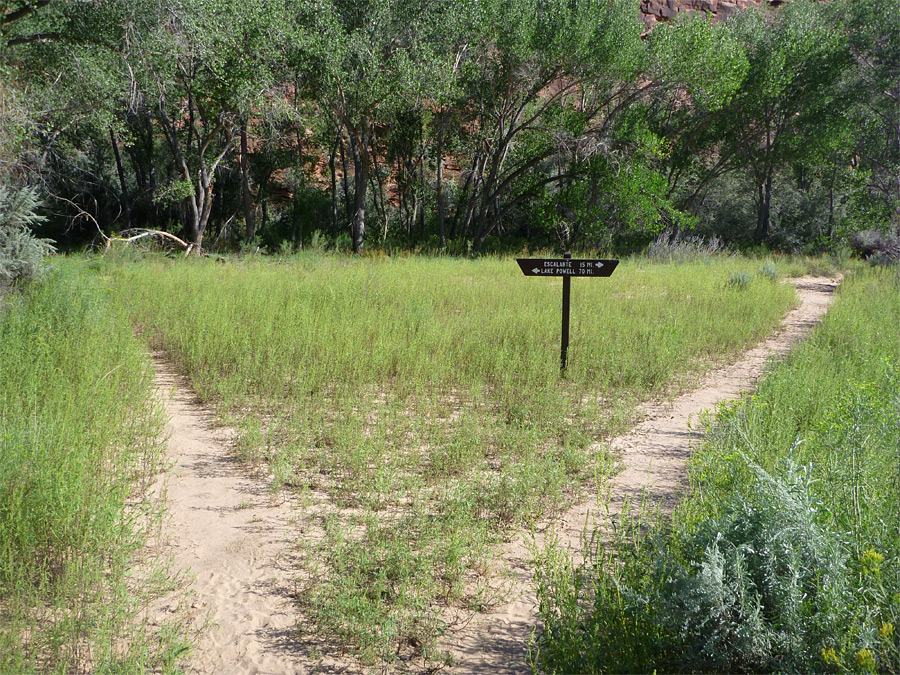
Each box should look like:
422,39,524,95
0,264,186,673
651,458,854,673
5,0,892,254
0,185,54,282
844,0,900,237
654,0,864,248
533,267,900,674
454,0,648,249
650,14,749,110
0,67,30,170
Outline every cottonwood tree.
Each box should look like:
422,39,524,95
715,0,852,243
126,0,283,250
644,14,749,216
449,0,646,250
421,3,472,248
0,0,147,237
295,0,433,252
845,0,900,236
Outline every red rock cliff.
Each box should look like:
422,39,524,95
640,0,785,32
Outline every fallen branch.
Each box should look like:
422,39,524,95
106,228,196,256
52,194,200,256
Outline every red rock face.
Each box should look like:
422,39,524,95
639,0,774,32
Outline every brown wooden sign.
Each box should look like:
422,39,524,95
517,254,619,374
516,258,618,277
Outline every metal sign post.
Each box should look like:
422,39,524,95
516,252,619,374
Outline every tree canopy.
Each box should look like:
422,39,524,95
1,0,897,255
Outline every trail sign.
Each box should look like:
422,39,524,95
517,253,619,374
516,258,618,277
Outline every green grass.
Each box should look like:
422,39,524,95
99,251,798,666
0,265,189,674
532,266,899,674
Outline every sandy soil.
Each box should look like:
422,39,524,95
146,275,838,675
145,360,340,675
440,275,841,674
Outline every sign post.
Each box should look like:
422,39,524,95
561,255,571,373
516,252,619,374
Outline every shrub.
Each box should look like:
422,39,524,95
648,457,853,673
533,457,896,674
757,261,779,281
726,271,754,289
0,185,55,282
848,229,900,262
647,229,726,261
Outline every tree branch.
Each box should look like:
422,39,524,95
2,0,51,27
6,31,59,47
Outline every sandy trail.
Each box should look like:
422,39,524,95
146,359,317,675
442,275,841,674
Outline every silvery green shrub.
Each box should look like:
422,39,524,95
0,185,55,282
647,457,852,672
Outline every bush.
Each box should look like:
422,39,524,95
647,229,726,261
848,229,900,262
757,261,779,281
0,185,55,282
726,270,754,289
649,457,853,673
533,454,898,674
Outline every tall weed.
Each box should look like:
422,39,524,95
0,266,186,673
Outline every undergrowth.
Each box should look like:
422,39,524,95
0,265,188,673
100,252,797,668
532,266,899,674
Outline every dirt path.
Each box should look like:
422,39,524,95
145,359,320,675
442,275,841,674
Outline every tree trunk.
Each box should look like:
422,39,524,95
109,127,131,228
450,155,477,240
418,158,426,241
458,152,486,242
348,126,369,252
293,192,303,248
256,176,269,233
368,144,390,246
182,197,201,247
146,119,158,225
754,175,772,243
436,114,446,247
339,139,351,227
329,136,339,239
240,122,255,241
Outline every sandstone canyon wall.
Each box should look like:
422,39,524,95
639,0,784,32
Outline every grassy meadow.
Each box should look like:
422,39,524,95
0,265,188,673
99,252,802,665
532,266,899,674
